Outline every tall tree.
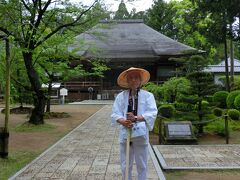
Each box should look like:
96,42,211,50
129,8,146,19
181,55,217,134
0,0,107,124
146,0,176,38
192,0,240,92
146,0,217,64
114,0,130,19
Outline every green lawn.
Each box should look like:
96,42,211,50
0,151,38,180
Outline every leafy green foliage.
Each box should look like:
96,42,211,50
114,2,130,19
143,82,163,101
0,0,110,124
146,0,219,62
228,109,240,120
193,0,240,41
146,0,177,38
158,104,175,118
204,95,214,104
174,111,198,122
193,0,240,90
187,71,216,100
175,102,195,112
213,107,223,117
234,95,240,110
213,91,229,108
200,100,210,113
161,77,191,103
129,8,146,19
204,118,228,136
226,90,240,108
177,94,199,104
232,76,240,90
230,120,240,131
185,55,217,133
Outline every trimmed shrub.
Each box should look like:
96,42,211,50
213,107,223,117
234,95,240,110
232,76,240,90
144,82,163,100
158,104,175,118
226,90,240,109
201,100,209,109
213,91,229,108
205,95,213,103
175,102,195,112
194,101,210,114
228,109,240,120
177,94,198,104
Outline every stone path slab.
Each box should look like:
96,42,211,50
153,145,240,170
10,105,164,180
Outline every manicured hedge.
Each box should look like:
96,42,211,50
226,90,240,109
213,107,223,117
213,91,229,108
158,104,175,118
228,109,240,120
234,95,240,110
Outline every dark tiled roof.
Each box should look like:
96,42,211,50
68,20,198,59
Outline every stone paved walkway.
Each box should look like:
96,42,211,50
69,100,114,105
10,105,163,180
154,145,240,170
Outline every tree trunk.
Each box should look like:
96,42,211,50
224,38,230,92
230,37,234,90
4,37,10,133
30,94,46,124
223,11,230,92
23,52,46,124
198,99,203,134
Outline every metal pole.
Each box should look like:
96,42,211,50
224,114,229,144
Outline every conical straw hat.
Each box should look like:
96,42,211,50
117,67,150,88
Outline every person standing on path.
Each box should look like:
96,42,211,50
111,67,158,180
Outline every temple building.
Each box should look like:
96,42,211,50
64,19,199,101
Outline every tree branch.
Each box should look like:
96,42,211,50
34,0,98,48
35,0,52,29
20,0,30,12
11,76,32,91
38,62,51,77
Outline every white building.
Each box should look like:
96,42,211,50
204,58,240,85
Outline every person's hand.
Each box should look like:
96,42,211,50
117,119,133,128
126,112,135,122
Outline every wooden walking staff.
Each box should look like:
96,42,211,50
125,127,131,180
125,105,133,180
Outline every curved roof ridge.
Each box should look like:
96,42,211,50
99,19,144,23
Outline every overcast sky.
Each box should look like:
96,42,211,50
78,0,156,12
102,0,154,12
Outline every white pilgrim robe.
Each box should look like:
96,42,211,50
111,89,158,180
